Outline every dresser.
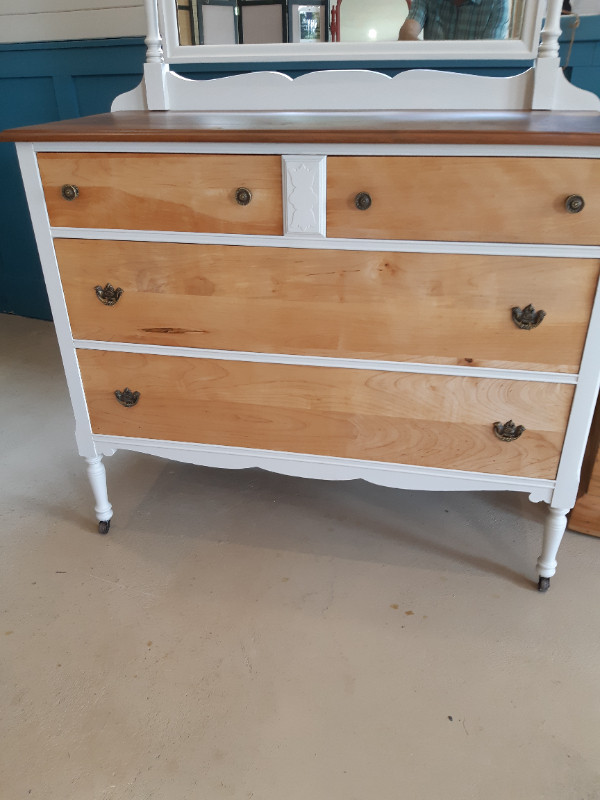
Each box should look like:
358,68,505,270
4,109,600,591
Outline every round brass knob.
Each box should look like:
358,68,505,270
355,192,372,211
61,184,79,201
235,187,252,206
565,194,584,214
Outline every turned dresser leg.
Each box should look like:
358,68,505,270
85,455,113,534
536,506,569,592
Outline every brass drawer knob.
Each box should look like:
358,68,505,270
494,420,525,442
114,388,140,408
565,194,584,214
355,192,372,210
235,187,252,206
95,283,123,306
511,304,546,330
61,184,79,201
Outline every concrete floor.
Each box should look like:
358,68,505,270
1,313,600,800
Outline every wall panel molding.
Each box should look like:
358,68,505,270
0,7,145,44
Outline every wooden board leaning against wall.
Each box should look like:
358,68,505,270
570,393,600,537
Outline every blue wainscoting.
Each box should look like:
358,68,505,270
0,38,146,319
1,24,598,320
560,14,600,98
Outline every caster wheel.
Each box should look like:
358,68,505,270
538,576,550,592
98,520,111,535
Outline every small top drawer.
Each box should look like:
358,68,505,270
327,156,600,245
37,153,283,235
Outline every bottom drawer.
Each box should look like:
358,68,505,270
77,350,574,480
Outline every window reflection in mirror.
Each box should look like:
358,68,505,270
175,0,525,45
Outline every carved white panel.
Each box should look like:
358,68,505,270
92,435,555,502
282,155,326,238
168,69,535,112
113,68,600,114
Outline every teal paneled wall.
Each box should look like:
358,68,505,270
0,38,146,320
560,15,600,98
1,23,599,320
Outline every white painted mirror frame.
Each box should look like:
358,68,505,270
159,0,543,62
112,0,600,112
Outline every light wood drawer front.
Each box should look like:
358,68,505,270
38,153,283,234
59,239,597,374
78,350,573,479
327,157,600,245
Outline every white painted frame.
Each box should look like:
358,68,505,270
158,0,544,62
112,0,600,112
18,137,600,512
17,136,600,583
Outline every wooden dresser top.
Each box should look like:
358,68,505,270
3,110,600,146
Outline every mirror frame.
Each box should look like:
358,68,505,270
158,0,545,64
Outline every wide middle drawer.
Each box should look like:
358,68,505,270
38,153,283,235
58,239,598,374
77,349,574,480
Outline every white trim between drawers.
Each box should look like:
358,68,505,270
72,340,579,384
51,227,600,259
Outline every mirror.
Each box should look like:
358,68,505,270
159,0,542,62
174,0,526,45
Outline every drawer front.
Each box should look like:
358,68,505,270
77,350,574,479
59,239,597,374
38,153,283,234
327,157,600,245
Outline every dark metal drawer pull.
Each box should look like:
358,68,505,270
61,184,79,201
114,388,140,408
565,194,584,214
355,192,372,210
511,304,546,330
235,187,252,206
95,283,123,306
494,420,525,442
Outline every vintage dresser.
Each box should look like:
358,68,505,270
3,0,600,592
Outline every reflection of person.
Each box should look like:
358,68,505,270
399,0,509,40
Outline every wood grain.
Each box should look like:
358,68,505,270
569,394,600,537
327,156,600,245
569,468,600,537
56,239,598,373
77,350,574,479
38,153,283,234
5,110,600,145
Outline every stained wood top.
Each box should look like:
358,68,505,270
3,110,600,145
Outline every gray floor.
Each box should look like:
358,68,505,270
1,313,600,800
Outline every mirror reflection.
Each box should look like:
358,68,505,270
175,0,525,46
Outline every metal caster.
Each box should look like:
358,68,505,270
98,520,111,535
538,576,550,592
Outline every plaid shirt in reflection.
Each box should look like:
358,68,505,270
407,0,510,40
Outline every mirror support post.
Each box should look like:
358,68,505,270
531,0,565,109
145,0,164,62
144,0,170,110
538,0,562,59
